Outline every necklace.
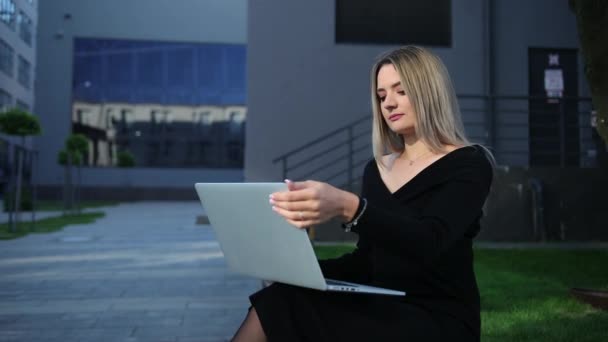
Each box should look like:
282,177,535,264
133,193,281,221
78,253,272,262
402,150,433,166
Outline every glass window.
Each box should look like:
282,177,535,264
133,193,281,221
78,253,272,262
0,39,14,77
17,55,30,89
335,0,452,46
0,0,16,30
72,38,247,168
17,11,33,46
0,88,12,111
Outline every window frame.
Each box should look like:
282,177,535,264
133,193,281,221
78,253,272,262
334,0,452,47
0,88,13,111
0,0,16,31
17,54,31,89
17,10,33,46
0,39,14,77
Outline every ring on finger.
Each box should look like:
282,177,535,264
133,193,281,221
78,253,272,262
299,211,304,220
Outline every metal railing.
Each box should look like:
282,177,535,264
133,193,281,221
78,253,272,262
273,95,599,189
272,115,371,191
459,95,595,167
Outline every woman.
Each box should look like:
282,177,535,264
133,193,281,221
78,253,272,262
232,46,494,341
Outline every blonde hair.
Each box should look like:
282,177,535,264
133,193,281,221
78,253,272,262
370,46,494,167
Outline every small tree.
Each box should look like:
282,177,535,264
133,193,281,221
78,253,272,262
57,134,88,214
57,149,81,215
66,134,88,213
569,0,608,143
0,108,41,232
117,150,136,167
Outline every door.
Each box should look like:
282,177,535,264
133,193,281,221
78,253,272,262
528,48,579,166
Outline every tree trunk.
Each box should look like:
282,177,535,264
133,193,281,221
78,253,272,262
62,164,68,216
570,0,608,143
30,151,37,231
7,172,14,232
76,162,81,214
12,143,23,232
65,154,73,215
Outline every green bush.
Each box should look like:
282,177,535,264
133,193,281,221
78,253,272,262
3,188,32,212
0,108,42,136
66,134,88,156
117,150,135,167
57,149,82,166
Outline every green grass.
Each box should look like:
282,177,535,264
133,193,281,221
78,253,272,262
33,200,119,211
0,212,105,240
314,244,608,341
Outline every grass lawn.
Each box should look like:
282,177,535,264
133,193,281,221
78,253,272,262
314,244,608,341
0,212,105,240
33,200,119,212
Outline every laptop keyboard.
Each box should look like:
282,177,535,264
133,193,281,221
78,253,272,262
326,279,358,287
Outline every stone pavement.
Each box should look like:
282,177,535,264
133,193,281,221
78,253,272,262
0,202,261,342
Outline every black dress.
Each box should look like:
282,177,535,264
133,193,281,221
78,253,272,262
250,145,493,341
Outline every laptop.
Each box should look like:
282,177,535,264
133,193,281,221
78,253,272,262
195,182,405,296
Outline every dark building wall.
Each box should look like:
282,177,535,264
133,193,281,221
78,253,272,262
480,167,608,242
245,0,588,182
313,167,608,243
491,0,590,165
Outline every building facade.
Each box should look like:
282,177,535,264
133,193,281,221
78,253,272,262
0,0,35,113
0,0,37,194
34,0,247,199
32,1,600,202
245,0,594,184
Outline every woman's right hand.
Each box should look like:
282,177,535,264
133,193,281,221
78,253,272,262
269,180,360,229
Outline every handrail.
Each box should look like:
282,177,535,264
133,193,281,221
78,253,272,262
272,113,371,190
272,115,369,163
458,94,592,101
529,178,546,242
272,94,597,191
296,154,349,180
286,139,351,172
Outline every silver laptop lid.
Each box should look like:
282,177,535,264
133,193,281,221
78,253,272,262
195,183,327,291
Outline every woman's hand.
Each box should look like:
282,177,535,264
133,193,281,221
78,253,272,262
269,180,359,229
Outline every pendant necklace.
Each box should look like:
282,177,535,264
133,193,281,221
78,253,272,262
403,150,433,166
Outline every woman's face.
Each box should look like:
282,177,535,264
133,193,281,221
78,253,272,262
376,63,417,135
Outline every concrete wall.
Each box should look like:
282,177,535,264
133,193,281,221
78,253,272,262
245,0,587,181
491,0,590,165
33,0,592,200
314,166,608,243
479,166,608,242
34,0,247,190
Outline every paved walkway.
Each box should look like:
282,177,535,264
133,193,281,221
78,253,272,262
0,202,260,342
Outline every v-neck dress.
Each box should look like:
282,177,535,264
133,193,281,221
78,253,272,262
249,145,493,342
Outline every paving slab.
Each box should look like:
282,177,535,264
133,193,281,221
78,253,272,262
0,202,260,342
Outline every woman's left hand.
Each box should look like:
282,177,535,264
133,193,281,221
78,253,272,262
269,180,358,229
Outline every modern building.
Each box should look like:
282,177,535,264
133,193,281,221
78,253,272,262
244,0,608,242
0,0,36,194
0,0,35,113
245,0,596,186
31,0,602,208
34,0,247,200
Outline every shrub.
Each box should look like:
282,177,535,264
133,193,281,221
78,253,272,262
117,150,135,167
3,188,32,212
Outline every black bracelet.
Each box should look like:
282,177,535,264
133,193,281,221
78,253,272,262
341,197,367,232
